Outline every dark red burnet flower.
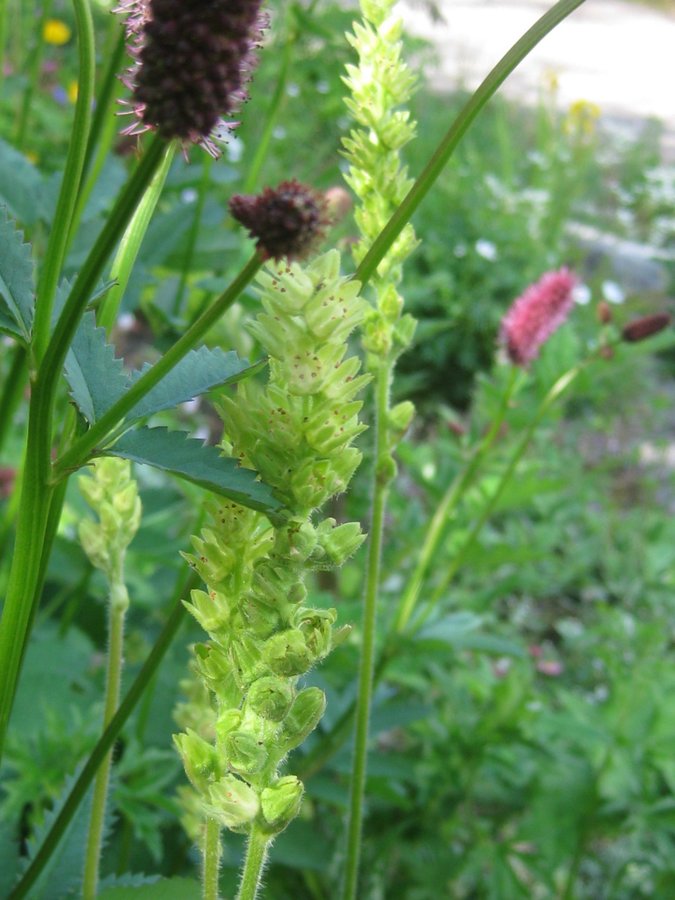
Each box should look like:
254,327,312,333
622,313,671,343
500,268,577,366
116,0,267,155
229,180,329,261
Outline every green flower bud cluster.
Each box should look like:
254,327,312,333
175,250,369,838
78,458,141,609
342,0,419,369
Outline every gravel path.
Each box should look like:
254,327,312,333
400,0,675,159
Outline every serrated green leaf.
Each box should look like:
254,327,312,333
19,767,94,900
0,819,21,897
64,313,264,426
98,877,201,899
64,311,130,423
128,347,266,422
0,138,44,225
108,427,281,514
0,206,34,342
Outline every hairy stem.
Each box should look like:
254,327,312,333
82,573,129,900
202,817,222,900
237,827,270,900
342,360,392,900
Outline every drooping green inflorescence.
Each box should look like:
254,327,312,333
78,457,142,610
342,0,418,373
174,250,370,838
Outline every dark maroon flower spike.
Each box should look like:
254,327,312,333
622,313,671,343
115,0,267,157
229,180,329,261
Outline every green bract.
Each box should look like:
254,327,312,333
175,250,369,839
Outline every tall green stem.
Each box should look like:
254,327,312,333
202,817,222,900
53,253,262,477
241,23,293,194
0,137,168,763
393,368,520,633
66,26,127,249
236,827,270,900
82,571,129,900
32,0,96,363
416,366,582,629
172,154,213,317
0,345,27,456
342,360,392,900
354,0,587,287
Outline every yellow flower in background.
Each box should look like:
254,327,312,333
67,80,78,104
564,99,601,138
43,19,71,46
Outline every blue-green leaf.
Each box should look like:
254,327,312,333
0,138,44,225
64,312,263,425
128,347,266,423
64,312,129,423
108,427,281,514
0,206,35,342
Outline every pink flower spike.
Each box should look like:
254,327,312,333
500,268,577,366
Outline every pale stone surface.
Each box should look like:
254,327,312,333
400,0,675,158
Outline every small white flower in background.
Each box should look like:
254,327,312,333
181,188,198,205
475,238,498,262
453,242,467,258
316,80,330,94
572,283,592,305
421,462,436,482
286,82,300,97
273,125,287,140
602,280,625,304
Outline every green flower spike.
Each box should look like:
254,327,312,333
174,251,369,875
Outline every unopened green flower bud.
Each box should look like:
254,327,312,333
279,687,326,752
230,634,267,687
388,400,415,435
183,589,231,635
379,284,403,323
193,643,242,706
376,455,397,486
260,776,304,834
173,729,222,794
207,775,259,831
293,608,336,660
224,731,268,775
246,676,294,721
316,520,365,566
263,629,313,676
78,519,110,571
393,314,417,352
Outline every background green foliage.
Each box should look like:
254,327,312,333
0,0,674,897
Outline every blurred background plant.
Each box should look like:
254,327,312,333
0,0,674,897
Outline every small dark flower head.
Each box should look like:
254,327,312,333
229,181,329,261
116,0,267,156
622,313,671,343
